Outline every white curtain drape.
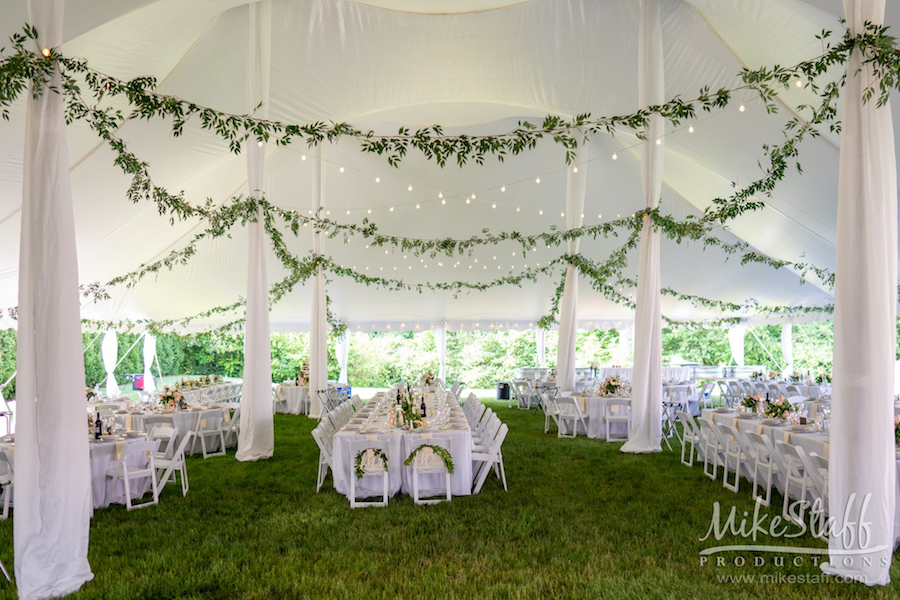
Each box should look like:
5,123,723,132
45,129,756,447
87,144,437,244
555,143,587,392
237,0,275,462
780,321,793,378
142,333,156,393
728,325,746,367
536,328,546,368
435,323,447,383
336,333,349,384
309,145,328,419
14,0,94,596
622,0,664,454
101,330,119,397
821,0,896,585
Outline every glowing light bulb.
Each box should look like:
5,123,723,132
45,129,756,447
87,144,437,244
492,203,496,209
501,186,506,192
375,176,380,183
573,167,579,173
257,140,264,147
389,206,394,212
796,79,803,88
739,104,746,112
441,199,446,205
688,125,694,134
471,194,476,200
346,210,350,215
598,213,602,219
656,138,662,145
612,153,618,160
535,177,541,184
339,166,345,172
466,198,470,204
516,206,520,212
560,212,565,217
408,185,413,192
415,203,420,209
326,210,330,215
438,192,443,199
301,154,307,161
367,209,372,214
41,48,50,57
538,209,543,215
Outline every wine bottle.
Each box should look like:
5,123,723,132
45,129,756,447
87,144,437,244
420,395,427,417
95,413,102,440
396,389,401,404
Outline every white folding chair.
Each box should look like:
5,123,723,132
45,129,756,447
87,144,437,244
311,426,334,492
775,440,818,526
221,407,241,449
744,431,781,507
697,418,725,481
676,411,703,467
472,423,508,494
106,440,161,510
605,399,631,442
191,411,226,459
155,432,194,497
556,397,587,438
273,386,287,413
0,449,13,519
806,452,829,530
717,423,748,493
348,439,390,508
148,425,179,460
542,393,561,434
407,437,452,505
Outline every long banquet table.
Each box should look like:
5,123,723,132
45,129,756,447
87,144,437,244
331,395,473,498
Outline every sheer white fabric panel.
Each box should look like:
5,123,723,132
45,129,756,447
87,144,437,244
780,321,793,377
435,324,447,383
336,333,349,384
309,145,328,419
142,334,156,393
14,0,94,596
536,328,546,368
101,329,119,397
237,0,274,462
822,0,896,585
555,144,586,392
622,0,663,454
728,325,745,367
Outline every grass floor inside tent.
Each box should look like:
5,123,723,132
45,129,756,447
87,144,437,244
0,399,897,599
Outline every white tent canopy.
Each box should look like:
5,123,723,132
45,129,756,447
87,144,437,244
0,0,897,333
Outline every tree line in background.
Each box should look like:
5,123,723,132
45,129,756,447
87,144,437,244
0,321,857,399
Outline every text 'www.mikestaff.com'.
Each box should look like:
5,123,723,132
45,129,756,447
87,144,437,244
714,573,862,585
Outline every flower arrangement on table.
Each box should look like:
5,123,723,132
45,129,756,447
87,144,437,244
85,387,98,401
549,366,557,380
199,375,211,386
159,387,188,410
768,371,777,380
790,371,804,383
589,359,600,378
404,444,454,474
354,448,389,480
422,371,435,386
815,372,832,384
763,396,791,420
741,392,763,412
750,370,764,381
599,375,623,397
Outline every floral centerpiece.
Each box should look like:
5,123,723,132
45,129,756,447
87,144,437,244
790,371,804,383
392,389,423,430
296,361,309,386
422,371,435,386
211,374,221,383
751,370,764,381
589,359,600,378
549,366,556,380
85,387,98,401
599,375,623,397
815,372,832,384
763,396,791,420
741,392,763,412
768,371,777,380
200,375,211,386
159,387,188,410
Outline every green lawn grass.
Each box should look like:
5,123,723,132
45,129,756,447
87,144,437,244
0,399,896,599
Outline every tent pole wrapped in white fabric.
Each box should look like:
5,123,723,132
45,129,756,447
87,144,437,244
142,333,156,394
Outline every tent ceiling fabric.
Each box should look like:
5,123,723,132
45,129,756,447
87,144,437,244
0,0,894,332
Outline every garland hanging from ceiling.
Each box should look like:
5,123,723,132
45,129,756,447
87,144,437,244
1,23,897,334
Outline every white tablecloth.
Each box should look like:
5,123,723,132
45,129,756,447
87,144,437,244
277,384,308,414
130,408,224,455
569,395,629,440
87,437,149,508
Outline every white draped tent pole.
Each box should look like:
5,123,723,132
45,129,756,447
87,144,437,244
554,142,587,393
780,320,793,378
336,332,349,385
435,322,447,384
14,0,94,595
101,329,119,397
142,333,157,393
237,0,275,461
727,325,746,367
309,143,328,419
536,327,546,369
821,0,896,584
622,0,664,454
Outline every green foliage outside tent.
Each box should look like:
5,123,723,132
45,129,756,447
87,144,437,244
0,321,857,400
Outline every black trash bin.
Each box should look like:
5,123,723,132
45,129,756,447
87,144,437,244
496,382,510,400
